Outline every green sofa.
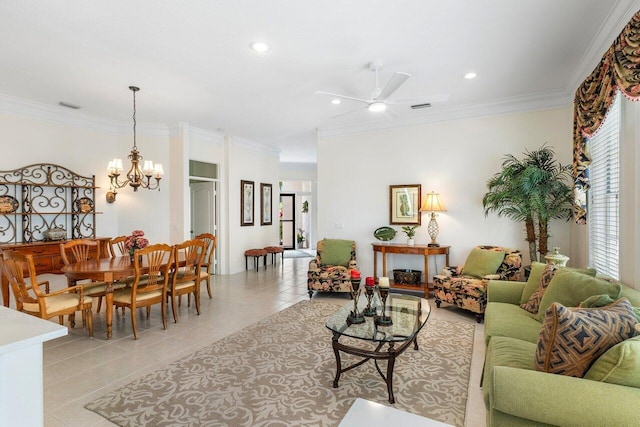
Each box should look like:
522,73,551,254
482,269,640,427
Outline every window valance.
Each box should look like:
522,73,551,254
573,10,640,224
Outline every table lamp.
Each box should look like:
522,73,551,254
420,191,446,247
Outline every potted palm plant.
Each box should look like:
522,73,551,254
482,145,573,264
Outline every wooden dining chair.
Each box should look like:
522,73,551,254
2,250,93,336
60,239,126,313
112,244,173,339
168,239,205,323
108,235,128,258
195,233,216,299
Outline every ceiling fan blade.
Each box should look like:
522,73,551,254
385,105,400,118
376,72,411,101
388,94,450,104
330,106,369,119
314,90,370,104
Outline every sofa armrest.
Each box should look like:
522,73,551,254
491,366,640,426
487,280,524,304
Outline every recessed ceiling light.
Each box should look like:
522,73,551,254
331,99,341,105
464,72,477,80
249,41,271,53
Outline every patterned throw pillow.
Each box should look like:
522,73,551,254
520,264,559,314
535,298,638,377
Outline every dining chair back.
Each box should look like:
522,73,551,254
169,239,205,323
60,239,124,313
194,233,216,299
2,250,93,336
112,243,173,339
108,236,128,258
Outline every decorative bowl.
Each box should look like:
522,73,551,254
374,226,396,242
44,226,66,241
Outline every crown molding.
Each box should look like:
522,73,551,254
0,92,170,138
566,0,640,95
230,136,280,159
317,89,571,139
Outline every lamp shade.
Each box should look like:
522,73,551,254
420,191,446,212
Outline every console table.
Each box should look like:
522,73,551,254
372,243,450,297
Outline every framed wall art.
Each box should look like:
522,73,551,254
389,184,421,225
260,183,272,225
241,180,254,226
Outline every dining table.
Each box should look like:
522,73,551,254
61,256,138,339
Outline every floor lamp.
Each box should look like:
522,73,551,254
420,192,446,247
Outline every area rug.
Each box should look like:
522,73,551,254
86,300,475,426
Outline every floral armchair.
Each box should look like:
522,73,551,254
433,245,522,322
307,239,356,298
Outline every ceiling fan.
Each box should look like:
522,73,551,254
315,60,448,119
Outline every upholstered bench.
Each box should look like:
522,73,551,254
244,248,267,270
264,246,284,266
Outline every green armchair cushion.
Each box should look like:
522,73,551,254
535,298,637,377
535,269,621,322
585,335,640,387
320,239,353,267
461,247,505,278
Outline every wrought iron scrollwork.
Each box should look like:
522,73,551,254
0,163,97,243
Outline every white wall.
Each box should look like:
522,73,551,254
225,139,280,274
318,107,574,279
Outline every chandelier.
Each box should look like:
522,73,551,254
106,86,163,203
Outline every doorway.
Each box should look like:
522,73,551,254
280,193,295,249
190,179,218,274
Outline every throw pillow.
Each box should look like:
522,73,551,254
584,335,640,388
534,298,637,377
519,263,596,305
520,264,559,314
461,247,505,278
535,269,621,322
320,239,353,267
520,262,548,304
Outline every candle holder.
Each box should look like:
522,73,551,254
375,287,392,326
363,285,377,316
347,278,365,324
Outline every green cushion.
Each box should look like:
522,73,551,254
320,239,353,267
484,302,541,346
535,269,620,322
483,336,536,407
520,262,596,304
585,335,640,387
461,247,505,278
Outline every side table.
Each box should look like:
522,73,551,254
372,243,450,298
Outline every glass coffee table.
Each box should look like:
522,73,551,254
325,293,431,404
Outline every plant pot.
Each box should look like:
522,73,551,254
407,238,415,246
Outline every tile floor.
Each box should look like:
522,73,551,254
38,256,486,427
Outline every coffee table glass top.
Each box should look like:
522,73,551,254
325,293,430,343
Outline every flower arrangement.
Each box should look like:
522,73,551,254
124,230,149,256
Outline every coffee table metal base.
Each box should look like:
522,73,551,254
331,331,419,404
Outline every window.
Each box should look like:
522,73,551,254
587,93,620,278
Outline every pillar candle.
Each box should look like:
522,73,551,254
378,277,390,288
365,277,375,287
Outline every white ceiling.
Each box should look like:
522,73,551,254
1,1,637,163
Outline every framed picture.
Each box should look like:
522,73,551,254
241,180,254,226
260,183,272,225
389,184,421,225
